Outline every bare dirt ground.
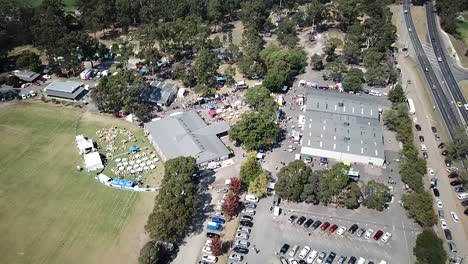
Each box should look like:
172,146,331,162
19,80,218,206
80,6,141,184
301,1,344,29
411,6,429,42
460,80,468,100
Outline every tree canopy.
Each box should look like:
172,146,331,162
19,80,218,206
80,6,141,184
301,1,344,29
229,111,279,151
402,192,437,227
413,229,447,264
239,152,263,185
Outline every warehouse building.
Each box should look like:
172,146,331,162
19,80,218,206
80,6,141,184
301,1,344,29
144,112,230,168
301,92,385,166
44,81,87,101
139,81,177,108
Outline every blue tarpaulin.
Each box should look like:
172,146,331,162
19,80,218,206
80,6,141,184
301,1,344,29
129,145,139,153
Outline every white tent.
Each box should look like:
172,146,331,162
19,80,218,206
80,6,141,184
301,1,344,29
177,88,186,98
84,152,104,172
76,135,94,155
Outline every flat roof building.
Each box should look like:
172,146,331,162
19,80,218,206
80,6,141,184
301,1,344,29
144,112,230,168
13,69,40,82
140,81,177,107
301,92,385,166
44,81,87,101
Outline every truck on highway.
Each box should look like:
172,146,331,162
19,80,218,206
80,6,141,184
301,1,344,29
207,221,223,231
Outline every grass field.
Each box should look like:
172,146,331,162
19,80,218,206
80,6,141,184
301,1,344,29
457,12,468,46
0,102,159,264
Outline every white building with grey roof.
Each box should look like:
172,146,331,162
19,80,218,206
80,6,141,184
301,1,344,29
300,92,385,166
144,112,230,168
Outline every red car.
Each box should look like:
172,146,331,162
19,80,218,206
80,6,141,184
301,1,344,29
373,230,383,240
329,224,338,233
321,222,331,231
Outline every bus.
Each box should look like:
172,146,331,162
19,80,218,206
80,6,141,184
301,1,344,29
407,98,416,115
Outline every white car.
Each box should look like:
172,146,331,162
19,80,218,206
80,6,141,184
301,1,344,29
451,212,459,223
438,57,442,62
237,227,251,234
288,258,299,264
201,255,218,263
21,83,31,89
235,239,249,247
404,9,408,13
457,193,468,200
436,199,443,208
205,239,212,246
245,194,259,203
306,250,318,263
228,253,243,261
336,226,347,236
241,208,255,216
214,211,224,217
299,246,311,259
288,245,299,257
316,252,326,264
202,246,212,254
235,232,249,239
441,220,448,229
428,168,435,176
464,104,468,111
420,144,427,151
364,229,374,239
408,27,412,32
42,74,52,80
380,232,392,243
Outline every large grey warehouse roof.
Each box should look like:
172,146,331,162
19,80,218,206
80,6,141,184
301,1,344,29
140,81,177,105
144,112,230,164
45,81,86,100
302,92,385,159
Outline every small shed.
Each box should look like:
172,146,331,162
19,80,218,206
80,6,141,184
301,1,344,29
83,152,104,172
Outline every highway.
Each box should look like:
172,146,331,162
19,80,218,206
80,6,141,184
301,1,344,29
402,0,461,138
425,1,468,126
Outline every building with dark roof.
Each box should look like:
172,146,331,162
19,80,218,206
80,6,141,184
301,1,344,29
13,70,40,82
144,112,230,168
300,92,385,166
140,81,177,107
44,81,87,101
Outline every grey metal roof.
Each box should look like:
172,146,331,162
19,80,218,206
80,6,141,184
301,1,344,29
140,81,177,106
145,112,230,164
45,81,86,100
302,92,385,159
14,70,40,82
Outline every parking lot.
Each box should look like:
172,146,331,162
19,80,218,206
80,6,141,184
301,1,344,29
239,195,420,264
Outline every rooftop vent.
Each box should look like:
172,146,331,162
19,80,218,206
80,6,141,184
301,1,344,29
338,102,344,107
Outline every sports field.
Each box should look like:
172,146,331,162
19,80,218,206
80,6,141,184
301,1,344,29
0,102,159,264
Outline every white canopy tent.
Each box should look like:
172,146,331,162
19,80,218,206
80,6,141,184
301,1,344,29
84,152,104,172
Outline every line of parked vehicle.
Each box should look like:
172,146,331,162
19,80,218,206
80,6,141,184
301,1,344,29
286,215,392,245
279,243,387,264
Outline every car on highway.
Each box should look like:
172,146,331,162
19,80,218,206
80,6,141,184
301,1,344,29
288,215,298,223
233,246,249,254
415,124,422,131
316,252,326,264
441,220,448,229
201,255,217,263
381,232,392,243
336,226,347,236
373,230,384,240
306,250,318,264
464,104,468,111
450,180,462,186
311,220,322,230
423,152,428,159
321,222,331,231
404,9,408,13
431,126,438,133
457,101,463,108
364,229,374,239
329,224,338,233
444,229,452,240
240,220,253,227
438,57,442,62
280,244,290,254
436,199,443,208
419,136,424,142
299,246,311,259
451,212,459,223
356,228,366,237
288,245,299,257
433,188,440,197
297,216,306,225
408,27,412,32
348,224,359,234
228,253,243,261
304,218,314,228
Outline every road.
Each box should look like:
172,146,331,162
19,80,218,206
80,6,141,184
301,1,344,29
402,0,462,138
425,1,468,126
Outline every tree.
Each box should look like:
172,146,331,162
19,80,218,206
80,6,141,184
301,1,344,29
240,0,269,32
277,20,299,48
138,241,167,264
362,180,390,211
229,111,279,151
222,192,240,219
276,161,311,202
414,229,447,264
318,163,349,204
402,192,437,227
193,84,215,97
262,62,290,92
77,0,115,35
325,61,347,80
248,171,269,198
245,85,272,109
335,0,360,31
343,39,362,65
115,42,134,70
304,0,328,28
336,183,362,209
239,152,262,185
15,51,41,72
343,68,364,92
228,177,241,195
194,49,218,86
324,38,341,61
138,47,161,74
363,50,384,68
365,64,390,86
115,0,140,33
207,0,223,30
310,54,324,71
388,84,406,104
211,236,223,256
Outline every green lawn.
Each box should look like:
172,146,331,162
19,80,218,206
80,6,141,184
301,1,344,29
457,12,468,46
0,102,159,264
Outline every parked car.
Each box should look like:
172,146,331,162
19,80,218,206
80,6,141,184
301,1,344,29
201,255,217,263
206,232,220,239
373,230,384,240
461,200,468,206
299,246,311,259
311,220,322,230
288,245,299,257
445,159,452,167
240,215,253,221
419,136,424,142
450,180,462,186
433,188,440,197
245,194,258,203
465,209,468,215
449,242,457,253
316,252,326,264
364,229,374,239
237,226,251,234
325,252,336,264
304,218,314,228
233,246,249,254
337,256,347,264
441,150,448,156
228,253,243,261
438,142,445,149
454,186,465,193
347,256,357,264
297,216,307,225
336,226,347,236
431,126,437,133
306,250,318,264
436,199,443,208
321,222,331,231
441,220,448,229
451,212,459,223
240,220,253,227
329,224,338,233
244,203,256,209
381,232,392,243
202,246,212,254
415,124,421,131
444,229,452,240
288,215,298,223
457,193,468,200
280,244,290,254
235,239,250,247
235,232,249,239
348,224,359,234
448,173,458,179
241,208,255,215
356,228,366,237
